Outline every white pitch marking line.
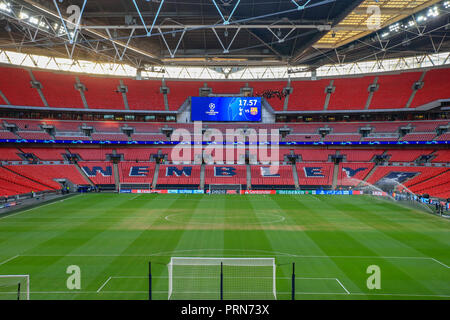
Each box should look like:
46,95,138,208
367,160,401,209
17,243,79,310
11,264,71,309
10,291,450,298
16,250,450,271
430,258,450,269
18,253,442,260
335,278,350,294
97,276,112,293
112,276,341,280
0,255,19,266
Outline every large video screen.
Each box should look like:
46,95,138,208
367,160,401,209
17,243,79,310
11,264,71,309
191,97,262,122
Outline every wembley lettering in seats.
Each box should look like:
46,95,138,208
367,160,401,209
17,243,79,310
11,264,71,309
129,166,151,177
260,167,280,177
166,166,192,177
342,167,368,178
377,171,418,185
214,166,236,177
303,167,325,178
80,165,345,180
82,166,112,177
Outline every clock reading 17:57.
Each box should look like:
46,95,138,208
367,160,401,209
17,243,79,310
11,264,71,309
238,99,258,107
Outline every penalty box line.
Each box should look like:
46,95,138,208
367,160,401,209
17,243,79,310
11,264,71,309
21,254,450,270
335,278,350,294
430,258,450,269
0,255,20,267
96,276,112,293
97,275,149,293
96,275,350,295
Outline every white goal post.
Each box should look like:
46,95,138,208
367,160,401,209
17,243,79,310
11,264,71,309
0,275,30,300
167,257,276,300
208,184,242,194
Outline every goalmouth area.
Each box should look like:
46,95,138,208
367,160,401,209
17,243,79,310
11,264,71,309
0,193,448,300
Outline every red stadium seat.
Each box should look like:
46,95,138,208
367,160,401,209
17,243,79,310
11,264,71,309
79,162,115,184
0,147,22,161
369,72,420,109
166,81,202,111
78,75,124,110
251,165,295,186
34,70,83,109
119,162,155,184
69,148,114,161
124,79,166,111
328,76,374,110
337,162,375,186
204,165,247,185
21,148,67,161
6,165,88,187
157,165,201,186
296,163,334,186
0,67,43,107
339,150,384,162
410,68,450,108
288,79,329,111
387,150,433,162
295,149,336,162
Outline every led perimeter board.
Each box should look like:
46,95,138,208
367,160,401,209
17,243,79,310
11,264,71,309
191,97,262,122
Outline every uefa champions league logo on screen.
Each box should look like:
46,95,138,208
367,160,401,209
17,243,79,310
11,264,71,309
206,103,219,116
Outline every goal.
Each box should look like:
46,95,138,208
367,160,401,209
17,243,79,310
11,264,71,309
208,184,242,194
119,183,151,193
0,275,30,300
167,257,276,300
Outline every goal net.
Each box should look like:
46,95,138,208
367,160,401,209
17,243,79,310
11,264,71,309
167,257,276,300
119,183,151,193
0,275,29,300
208,184,242,194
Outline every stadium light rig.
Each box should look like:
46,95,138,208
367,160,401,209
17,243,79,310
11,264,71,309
427,6,439,18
29,17,39,25
376,1,447,40
19,11,29,20
0,1,11,13
406,20,416,28
416,15,427,23
389,23,401,32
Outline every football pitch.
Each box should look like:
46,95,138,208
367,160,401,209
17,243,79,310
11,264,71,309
0,193,449,300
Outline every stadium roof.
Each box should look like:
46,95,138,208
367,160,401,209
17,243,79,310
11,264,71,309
0,0,448,71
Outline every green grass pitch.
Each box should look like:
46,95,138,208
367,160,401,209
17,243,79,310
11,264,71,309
0,193,449,300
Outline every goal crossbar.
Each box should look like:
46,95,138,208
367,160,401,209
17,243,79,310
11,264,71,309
169,257,275,266
168,257,276,300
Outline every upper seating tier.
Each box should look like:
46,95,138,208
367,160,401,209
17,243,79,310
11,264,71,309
0,67,449,111
0,67,43,107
